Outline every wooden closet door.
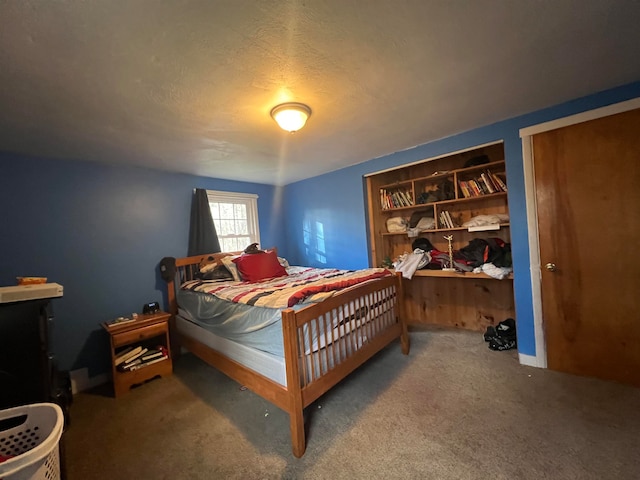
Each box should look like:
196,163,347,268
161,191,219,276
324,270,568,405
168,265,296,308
532,107,640,386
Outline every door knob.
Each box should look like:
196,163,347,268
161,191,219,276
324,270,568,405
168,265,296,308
545,263,557,272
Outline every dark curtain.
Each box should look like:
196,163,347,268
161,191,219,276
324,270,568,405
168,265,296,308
188,188,221,256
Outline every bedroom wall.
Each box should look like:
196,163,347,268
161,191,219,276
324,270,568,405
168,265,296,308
0,154,284,378
283,80,640,361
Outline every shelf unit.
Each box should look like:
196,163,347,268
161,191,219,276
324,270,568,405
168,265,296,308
365,142,515,331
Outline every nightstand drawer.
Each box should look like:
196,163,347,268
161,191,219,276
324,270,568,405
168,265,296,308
113,322,166,348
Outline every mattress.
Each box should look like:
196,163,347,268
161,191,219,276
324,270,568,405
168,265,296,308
178,300,396,386
177,287,389,359
176,266,393,357
177,289,288,356
176,309,385,389
175,313,287,386
175,267,398,386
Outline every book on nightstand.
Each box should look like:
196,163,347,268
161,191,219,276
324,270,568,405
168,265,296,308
115,346,142,366
128,355,169,371
123,348,148,365
105,316,138,328
140,349,164,361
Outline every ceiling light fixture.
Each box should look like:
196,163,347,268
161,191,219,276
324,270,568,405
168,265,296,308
270,102,312,133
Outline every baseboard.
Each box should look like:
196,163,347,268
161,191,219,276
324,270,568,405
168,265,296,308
519,352,544,368
69,368,109,394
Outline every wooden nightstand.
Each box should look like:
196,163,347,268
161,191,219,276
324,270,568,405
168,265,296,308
101,311,172,397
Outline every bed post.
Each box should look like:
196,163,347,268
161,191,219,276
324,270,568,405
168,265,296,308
396,272,410,355
167,278,177,316
166,276,181,359
281,308,306,458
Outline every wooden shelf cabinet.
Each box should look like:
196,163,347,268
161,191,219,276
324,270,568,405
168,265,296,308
366,142,515,331
101,311,173,397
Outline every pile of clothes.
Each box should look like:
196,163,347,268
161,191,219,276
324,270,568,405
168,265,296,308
392,236,513,280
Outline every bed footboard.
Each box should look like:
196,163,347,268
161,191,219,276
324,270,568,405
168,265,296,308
282,272,408,457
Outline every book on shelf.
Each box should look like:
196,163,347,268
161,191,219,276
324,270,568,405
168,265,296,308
399,190,412,206
128,354,169,371
114,347,134,366
491,173,508,192
484,169,501,192
458,180,471,198
381,187,413,209
440,210,455,229
118,348,169,372
400,190,412,207
444,210,455,228
480,173,496,193
140,349,164,361
468,180,482,196
118,358,142,371
123,347,149,365
387,190,396,208
115,346,143,366
380,189,389,209
477,176,491,194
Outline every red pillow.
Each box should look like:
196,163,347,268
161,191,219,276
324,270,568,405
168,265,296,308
232,250,288,282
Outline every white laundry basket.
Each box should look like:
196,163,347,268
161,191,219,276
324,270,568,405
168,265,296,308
0,403,63,480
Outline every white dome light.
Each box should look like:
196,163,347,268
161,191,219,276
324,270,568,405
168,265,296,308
270,102,312,133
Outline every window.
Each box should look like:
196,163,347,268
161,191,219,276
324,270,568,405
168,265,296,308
206,190,260,252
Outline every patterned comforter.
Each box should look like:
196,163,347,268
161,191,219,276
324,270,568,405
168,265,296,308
181,266,392,309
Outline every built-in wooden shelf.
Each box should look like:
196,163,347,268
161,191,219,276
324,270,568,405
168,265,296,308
381,223,510,236
407,270,513,280
366,142,515,331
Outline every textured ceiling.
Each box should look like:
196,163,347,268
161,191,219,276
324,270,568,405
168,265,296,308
1,1,639,185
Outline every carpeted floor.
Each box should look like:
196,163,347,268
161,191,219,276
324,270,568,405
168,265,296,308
64,327,640,479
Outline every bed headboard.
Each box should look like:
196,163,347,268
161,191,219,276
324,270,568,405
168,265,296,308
165,248,278,315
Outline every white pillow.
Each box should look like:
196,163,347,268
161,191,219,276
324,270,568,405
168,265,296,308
220,255,242,282
278,256,290,268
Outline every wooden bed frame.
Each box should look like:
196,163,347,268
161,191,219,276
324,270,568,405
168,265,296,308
166,253,410,457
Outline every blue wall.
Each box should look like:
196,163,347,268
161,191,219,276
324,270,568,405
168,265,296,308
283,168,371,270
284,81,640,359
0,155,284,376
